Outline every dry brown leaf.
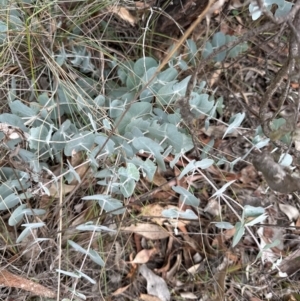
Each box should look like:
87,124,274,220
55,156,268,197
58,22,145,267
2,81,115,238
214,256,230,301
263,226,284,251
140,294,162,301
132,248,158,264
122,223,170,240
200,124,235,138
134,1,151,10
223,227,236,241
187,263,201,275
279,203,299,221
166,253,182,280
141,204,165,226
68,151,90,184
47,182,76,197
257,227,282,264
0,123,29,141
239,165,258,184
112,284,131,296
204,199,221,217
0,269,55,298
295,217,300,234
70,150,85,166
140,264,171,301
148,170,170,191
180,292,198,299
107,6,136,26
164,205,192,228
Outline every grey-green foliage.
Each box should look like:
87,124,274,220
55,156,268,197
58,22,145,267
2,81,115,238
0,50,243,243
249,0,293,20
203,32,248,62
215,205,267,248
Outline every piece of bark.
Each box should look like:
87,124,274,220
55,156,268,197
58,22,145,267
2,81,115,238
279,248,300,276
252,152,300,193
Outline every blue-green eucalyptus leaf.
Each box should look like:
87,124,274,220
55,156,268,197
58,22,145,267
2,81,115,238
279,153,293,166
9,100,37,117
232,222,245,247
190,93,214,116
128,156,156,181
0,21,8,43
67,160,81,183
75,270,96,284
214,221,234,229
223,112,245,138
178,59,189,71
19,208,46,216
187,39,197,66
157,67,178,82
64,132,95,156
68,239,87,254
116,102,152,134
172,75,191,96
156,80,178,106
275,1,293,17
16,227,31,243
120,178,136,197
28,125,49,150
56,269,80,278
0,193,20,210
211,180,236,198
179,159,214,179
134,57,158,77
203,41,213,59
109,99,126,118
88,249,105,267
92,167,109,180
243,205,265,218
245,213,268,226
253,137,270,149
76,223,116,232
212,32,226,48
9,14,23,29
172,186,199,206
0,113,27,131
132,136,165,171
249,3,262,20
140,88,154,103
126,72,140,90
21,222,45,228
9,204,27,226
201,139,214,159
94,94,105,106
82,195,125,214
94,134,115,154
141,67,158,87
118,163,140,181
55,45,67,66
162,208,198,219
165,124,183,152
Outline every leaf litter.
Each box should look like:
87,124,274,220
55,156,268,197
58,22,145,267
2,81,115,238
2,1,300,301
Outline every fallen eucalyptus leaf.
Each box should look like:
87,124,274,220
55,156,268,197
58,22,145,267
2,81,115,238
121,223,170,240
279,204,299,221
139,264,171,301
